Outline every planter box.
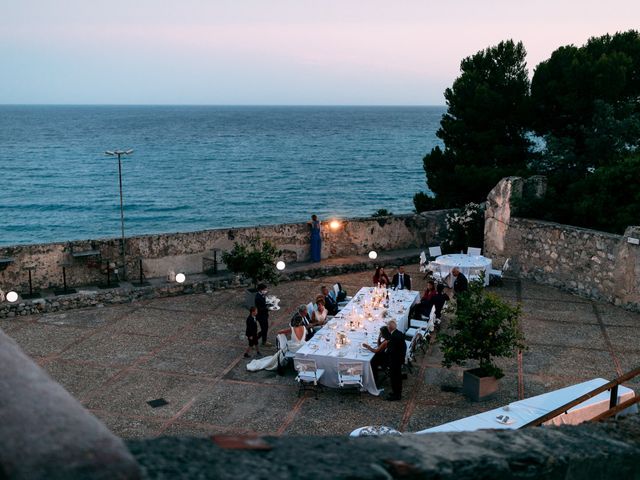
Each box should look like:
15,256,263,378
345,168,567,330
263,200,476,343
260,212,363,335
463,368,499,401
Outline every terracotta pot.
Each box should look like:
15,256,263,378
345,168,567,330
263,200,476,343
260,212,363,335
463,368,499,401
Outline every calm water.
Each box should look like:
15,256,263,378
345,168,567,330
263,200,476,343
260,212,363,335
0,106,444,246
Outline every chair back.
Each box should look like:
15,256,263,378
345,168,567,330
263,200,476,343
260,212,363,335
307,302,315,316
428,246,442,258
332,284,340,297
467,247,482,256
503,258,510,272
276,333,289,353
419,251,427,266
294,358,318,375
338,361,363,377
406,333,421,363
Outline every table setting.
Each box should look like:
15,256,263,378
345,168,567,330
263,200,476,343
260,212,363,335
295,286,419,394
433,254,493,286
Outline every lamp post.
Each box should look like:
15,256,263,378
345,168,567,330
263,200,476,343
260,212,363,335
105,149,133,281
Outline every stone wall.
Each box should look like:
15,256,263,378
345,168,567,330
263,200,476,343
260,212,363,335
0,211,448,292
485,177,640,311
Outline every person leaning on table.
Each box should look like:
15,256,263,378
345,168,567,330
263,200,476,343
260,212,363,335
363,326,391,388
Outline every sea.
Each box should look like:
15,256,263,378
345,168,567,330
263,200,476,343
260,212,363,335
0,105,445,246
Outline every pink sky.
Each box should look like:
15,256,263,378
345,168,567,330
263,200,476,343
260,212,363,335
1,0,638,104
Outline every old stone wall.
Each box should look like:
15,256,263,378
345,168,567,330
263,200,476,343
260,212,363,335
0,211,448,292
485,177,640,311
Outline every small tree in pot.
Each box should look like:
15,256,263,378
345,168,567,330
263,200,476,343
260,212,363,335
222,236,282,306
439,275,525,401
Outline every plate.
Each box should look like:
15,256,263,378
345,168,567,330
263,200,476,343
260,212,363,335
495,415,514,425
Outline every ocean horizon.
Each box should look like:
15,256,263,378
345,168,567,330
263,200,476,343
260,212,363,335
0,105,444,246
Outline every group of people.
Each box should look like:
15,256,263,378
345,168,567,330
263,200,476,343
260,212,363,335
362,320,406,401
372,265,412,290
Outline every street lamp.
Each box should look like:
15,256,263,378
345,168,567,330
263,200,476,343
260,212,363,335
105,149,133,281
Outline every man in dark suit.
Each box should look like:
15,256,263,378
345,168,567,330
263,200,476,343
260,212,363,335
254,283,272,347
452,267,468,295
385,320,406,401
321,285,339,316
392,265,412,290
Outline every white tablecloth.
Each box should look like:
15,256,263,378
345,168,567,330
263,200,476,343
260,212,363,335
417,378,637,433
434,254,492,287
295,287,419,395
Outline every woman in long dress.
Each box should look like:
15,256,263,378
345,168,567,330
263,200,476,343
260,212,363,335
309,214,321,262
246,317,307,372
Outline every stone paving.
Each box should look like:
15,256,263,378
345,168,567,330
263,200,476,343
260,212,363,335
1,264,639,439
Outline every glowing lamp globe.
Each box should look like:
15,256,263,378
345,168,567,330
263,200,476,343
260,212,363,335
329,220,341,231
368,251,378,260
175,273,186,284
6,291,19,303
276,261,286,271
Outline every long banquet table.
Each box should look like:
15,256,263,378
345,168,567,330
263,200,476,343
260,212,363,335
295,286,420,395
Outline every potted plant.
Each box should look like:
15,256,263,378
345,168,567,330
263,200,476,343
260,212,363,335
439,275,525,401
222,236,282,307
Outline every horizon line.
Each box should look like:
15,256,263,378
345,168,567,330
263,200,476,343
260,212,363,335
0,103,447,108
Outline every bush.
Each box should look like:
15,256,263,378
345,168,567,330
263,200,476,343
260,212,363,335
222,236,282,289
439,276,525,378
371,208,393,217
441,203,485,253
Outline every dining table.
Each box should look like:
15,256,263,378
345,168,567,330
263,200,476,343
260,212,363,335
294,286,420,395
433,253,493,286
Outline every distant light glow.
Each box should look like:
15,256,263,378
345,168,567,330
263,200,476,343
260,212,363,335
276,261,286,271
175,273,186,283
368,251,378,260
6,291,19,303
329,220,341,231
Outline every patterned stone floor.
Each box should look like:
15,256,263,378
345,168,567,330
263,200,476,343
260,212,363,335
1,264,639,438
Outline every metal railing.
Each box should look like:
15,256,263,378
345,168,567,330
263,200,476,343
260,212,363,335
523,367,640,428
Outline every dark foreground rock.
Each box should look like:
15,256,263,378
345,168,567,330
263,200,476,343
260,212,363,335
127,416,640,480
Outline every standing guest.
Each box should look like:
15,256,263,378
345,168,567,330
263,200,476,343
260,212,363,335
311,298,329,328
392,265,412,290
385,320,407,401
373,266,391,286
321,285,339,316
309,214,322,262
452,267,468,295
244,307,261,358
254,283,272,347
363,326,391,387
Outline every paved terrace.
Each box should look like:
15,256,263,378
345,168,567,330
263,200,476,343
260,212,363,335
1,264,639,439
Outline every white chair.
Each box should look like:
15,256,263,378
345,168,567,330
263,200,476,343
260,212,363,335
467,247,482,256
306,302,315,317
419,251,428,273
294,358,325,398
410,305,436,330
337,362,364,395
489,258,510,280
276,334,296,372
404,334,422,373
468,267,484,282
333,283,352,308
428,246,442,259
428,262,444,282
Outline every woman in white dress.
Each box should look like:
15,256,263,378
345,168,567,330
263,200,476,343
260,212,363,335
246,317,308,372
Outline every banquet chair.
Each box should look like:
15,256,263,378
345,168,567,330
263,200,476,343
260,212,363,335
306,302,315,317
404,333,422,374
337,361,365,397
276,333,296,374
404,326,431,354
333,283,352,309
428,262,444,282
467,247,482,256
419,251,428,273
468,267,484,282
428,246,442,259
293,358,325,398
489,258,510,284
410,305,436,330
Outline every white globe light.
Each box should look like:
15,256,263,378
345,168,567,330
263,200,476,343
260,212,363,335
6,291,19,303
368,251,378,260
276,261,286,271
175,273,186,284
329,220,341,230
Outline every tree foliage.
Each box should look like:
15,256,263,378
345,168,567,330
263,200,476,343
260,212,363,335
222,236,282,289
439,276,526,379
416,40,532,210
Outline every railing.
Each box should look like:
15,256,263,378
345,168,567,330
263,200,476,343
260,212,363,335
523,367,640,427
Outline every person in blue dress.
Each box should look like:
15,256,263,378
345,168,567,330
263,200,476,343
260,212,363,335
309,214,321,262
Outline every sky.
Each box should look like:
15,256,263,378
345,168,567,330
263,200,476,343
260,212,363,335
1,0,638,105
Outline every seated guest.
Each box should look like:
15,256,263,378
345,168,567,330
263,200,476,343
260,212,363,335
373,266,391,286
363,326,391,386
452,267,468,295
290,304,313,340
321,285,339,315
392,265,412,290
431,283,450,319
310,298,329,328
277,317,307,353
410,280,436,319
